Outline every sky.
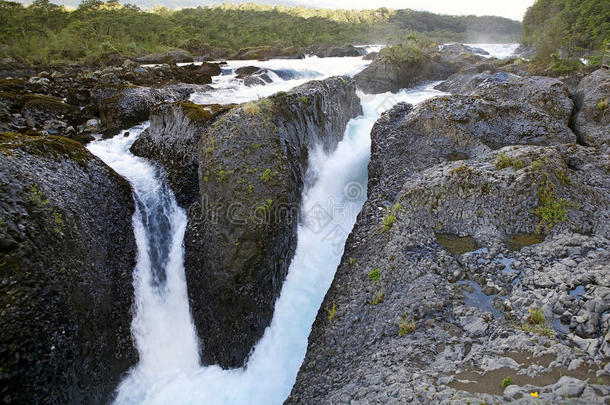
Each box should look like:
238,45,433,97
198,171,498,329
276,0,535,21
31,0,536,21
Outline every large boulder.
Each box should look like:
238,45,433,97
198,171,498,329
288,90,610,404
0,133,137,404
355,43,485,93
571,69,610,147
91,83,202,136
436,71,574,125
183,77,362,368
130,101,235,208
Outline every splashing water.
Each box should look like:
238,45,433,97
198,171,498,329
87,54,453,405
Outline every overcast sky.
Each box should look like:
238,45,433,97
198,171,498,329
36,0,535,21
276,0,535,21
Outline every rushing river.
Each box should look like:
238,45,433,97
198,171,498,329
88,44,515,405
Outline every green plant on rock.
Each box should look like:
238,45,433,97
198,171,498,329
368,267,380,282
527,307,545,325
371,289,384,305
533,176,579,233
495,152,525,170
554,168,571,185
519,307,555,338
398,316,415,337
260,168,276,183
349,257,356,266
29,184,49,208
501,376,513,389
596,98,608,111
380,203,402,233
326,303,337,321
242,101,261,115
300,95,309,104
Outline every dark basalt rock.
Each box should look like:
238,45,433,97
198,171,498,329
0,132,137,404
288,73,610,405
571,69,609,147
355,44,485,94
306,44,367,58
130,101,235,208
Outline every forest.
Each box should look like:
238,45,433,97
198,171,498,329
0,0,522,64
522,0,609,59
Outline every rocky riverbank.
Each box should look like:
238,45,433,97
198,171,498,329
288,69,610,404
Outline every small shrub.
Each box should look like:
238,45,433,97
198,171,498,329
205,146,214,155
512,158,525,170
300,95,309,103
527,307,545,325
398,317,415,337
531,160,544,171
368,267,380,282
371,290,384,305
501,376,513,389
380,203,402,233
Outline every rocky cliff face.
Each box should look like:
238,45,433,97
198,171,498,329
0,133,137,404
288,73,610,404
129,76,362,368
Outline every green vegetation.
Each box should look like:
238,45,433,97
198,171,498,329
533,177,579,233
260,168,276,183
554,168,570,185
495,152,525,170
380,202,402,233
242,101,261,115
522,0,609,61
371,289,385,305
0,0,521,65
398,316,415,337
597,98,608,111
501,376,514,389
348,257,356,266
300,95,309,104
326,303,337,321
520,307,555,337
527,307,545,325
368,267,380,282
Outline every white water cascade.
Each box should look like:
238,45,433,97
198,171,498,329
87,43,512,405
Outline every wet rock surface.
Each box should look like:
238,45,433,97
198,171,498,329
0,133,137,404
288,73,610,404
571,69,609,147
183,77,362,368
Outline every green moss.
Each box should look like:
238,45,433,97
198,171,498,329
398,316,415,337
368,267,380,282
596,98,608,111
29,183,50,208
495,152,525,170
348,257,356,266
0,132,90,168
260,168,276,183
177,101,230,124
326,303,337,321
300,95,309,104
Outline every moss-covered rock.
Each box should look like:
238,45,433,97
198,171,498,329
0,132,137,404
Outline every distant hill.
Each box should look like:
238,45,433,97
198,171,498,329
0,0,521,64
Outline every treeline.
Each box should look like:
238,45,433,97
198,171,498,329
0,0,521,65
522,0,609,59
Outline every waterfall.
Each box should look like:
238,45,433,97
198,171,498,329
87,70,448,403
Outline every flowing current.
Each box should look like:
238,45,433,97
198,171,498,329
88,44,514,404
